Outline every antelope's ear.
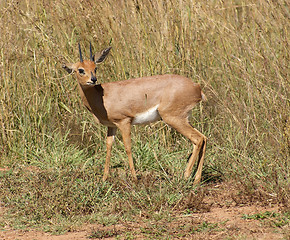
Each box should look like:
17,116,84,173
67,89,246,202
62,63,76,74
95,47,112,64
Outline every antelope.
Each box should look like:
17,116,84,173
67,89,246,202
63,43,207,184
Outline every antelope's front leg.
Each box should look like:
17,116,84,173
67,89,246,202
117,121,137,182
103,127,117,181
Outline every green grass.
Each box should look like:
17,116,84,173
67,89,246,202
242,211,289,228
88,228,120,239
0,0,289,235
191,221,220,233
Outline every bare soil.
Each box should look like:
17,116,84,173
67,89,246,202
0,183,288,240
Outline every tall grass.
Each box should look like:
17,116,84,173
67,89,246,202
0,0,289,232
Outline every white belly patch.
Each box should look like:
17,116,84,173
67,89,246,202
132,105,161,125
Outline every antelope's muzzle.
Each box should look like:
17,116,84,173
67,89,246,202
91,72,97,84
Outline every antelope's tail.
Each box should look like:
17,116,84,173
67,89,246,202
201,91,207,102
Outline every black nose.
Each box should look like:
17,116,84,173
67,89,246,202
91,73,97,83
91,76,97,83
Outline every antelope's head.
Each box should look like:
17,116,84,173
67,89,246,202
63,43,111,86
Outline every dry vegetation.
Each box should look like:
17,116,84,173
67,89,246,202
0,0,289,239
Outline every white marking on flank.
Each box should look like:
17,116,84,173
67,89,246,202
132,105,161,125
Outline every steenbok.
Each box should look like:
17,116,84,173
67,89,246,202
63,43,207,184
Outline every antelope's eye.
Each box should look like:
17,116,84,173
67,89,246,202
94,67,97,73
78,68,85,75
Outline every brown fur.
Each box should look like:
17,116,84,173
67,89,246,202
63,46,207,184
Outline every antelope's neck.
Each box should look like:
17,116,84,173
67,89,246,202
77,84,93,111
77,84,108,123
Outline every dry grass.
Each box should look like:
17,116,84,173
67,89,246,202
0,0,289,234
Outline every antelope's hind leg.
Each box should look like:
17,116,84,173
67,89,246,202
192,134,207,184
161,116,206,184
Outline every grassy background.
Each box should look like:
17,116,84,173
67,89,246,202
0,0,289,234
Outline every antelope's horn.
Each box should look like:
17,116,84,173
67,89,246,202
90,42,94,61
79,43,83,62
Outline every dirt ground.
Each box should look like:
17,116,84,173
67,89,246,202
0,183,288,240
0,205,286,240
